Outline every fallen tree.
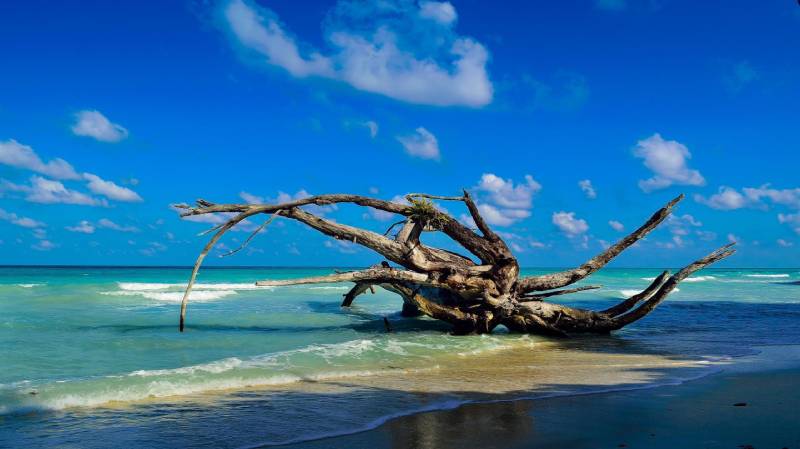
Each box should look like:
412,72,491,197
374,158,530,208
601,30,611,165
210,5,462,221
175,192,734,336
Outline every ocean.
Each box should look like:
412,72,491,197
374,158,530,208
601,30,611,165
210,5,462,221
1,266,799,447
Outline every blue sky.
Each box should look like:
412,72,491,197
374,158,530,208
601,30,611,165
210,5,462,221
1,0,799,267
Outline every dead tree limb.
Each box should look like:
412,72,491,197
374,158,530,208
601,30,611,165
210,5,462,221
176,192,734,336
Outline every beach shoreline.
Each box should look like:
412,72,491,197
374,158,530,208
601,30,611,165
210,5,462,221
286,345,800,449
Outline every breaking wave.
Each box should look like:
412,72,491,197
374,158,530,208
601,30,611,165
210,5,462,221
0,336,523,414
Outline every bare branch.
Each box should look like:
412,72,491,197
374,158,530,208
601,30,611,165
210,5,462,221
220,212,281,258
179,210,260,332
462,189,502,243
519,194,684,292
519,285,602,302
601,271,669,316
609,244,736,329
405,193,464,202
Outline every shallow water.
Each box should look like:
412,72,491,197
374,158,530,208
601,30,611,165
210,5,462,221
1,266,799,447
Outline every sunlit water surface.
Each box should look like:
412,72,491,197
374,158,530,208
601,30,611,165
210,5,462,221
2,267,799,447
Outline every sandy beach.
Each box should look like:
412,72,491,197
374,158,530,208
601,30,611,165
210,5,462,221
290,347,800,449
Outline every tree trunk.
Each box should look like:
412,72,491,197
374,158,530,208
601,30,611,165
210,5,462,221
175,192,735,336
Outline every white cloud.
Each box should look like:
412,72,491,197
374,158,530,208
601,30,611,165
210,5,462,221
667,213,702,236
696,230,718,241
0,140,142,205
476,204,529,227
695,185,800,211
363,120,379,138
634,133,705,192
140,241,167,256
66,220,96,234
240,191,264,204
552,211,589,236
476,173,541,209
694,186,747,210
656,235,687,250
32,240,56,251
0,139,79,180
469,173,541,226
83,173,142,202
71,110,129,143
397,127,440,160
0,208,45,228
778,213,800,235
743,186,800,209
777,239,794,248
578,179,596,199
608,220,624,232
419,1,457,25
727,233,741,243
98,218,139,233
2,176,106,206
221,0,492,107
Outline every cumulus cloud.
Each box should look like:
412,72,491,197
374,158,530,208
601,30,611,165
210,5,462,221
634,133,705,192
777,239,794,248
743,186,800,209
470,173,541,226
418,1,457,25
695,185,800,211
476,173,541,209
0,208,45,228
694,186,747,210
2,176,106,206
66,220,96,234
552,211,589,236
667,213,702,236
98,218,140,233
240,191,264,204
139,241,167,257
32,240,57,251
397,127,440,160
778,213,800,235
71,110,129,142
83,173,142,202
0,139,80,180
220,0,492,107
608,220,624,232
578,179,596,199
0,140,141,205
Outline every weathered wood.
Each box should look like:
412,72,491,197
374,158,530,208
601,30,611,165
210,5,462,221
517,195,684,292
177,191,734,336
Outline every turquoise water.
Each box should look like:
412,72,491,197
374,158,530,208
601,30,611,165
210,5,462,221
2,266,800,447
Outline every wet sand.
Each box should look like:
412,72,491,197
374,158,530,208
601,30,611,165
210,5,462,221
289,355,800,449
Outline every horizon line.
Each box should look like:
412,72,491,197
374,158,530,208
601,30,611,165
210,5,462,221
0,264,796,270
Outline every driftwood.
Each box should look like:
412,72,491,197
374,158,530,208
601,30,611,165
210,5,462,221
175,192,734,335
